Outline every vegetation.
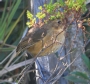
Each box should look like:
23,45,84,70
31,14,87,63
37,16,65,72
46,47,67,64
65,54,90,83
0,0,90,84
26,0,86,28
0,0,27,83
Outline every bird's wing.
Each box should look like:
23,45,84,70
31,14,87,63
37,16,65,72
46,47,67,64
16,27,47,52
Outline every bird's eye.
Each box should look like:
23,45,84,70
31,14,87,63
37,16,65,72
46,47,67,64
58,21,61,24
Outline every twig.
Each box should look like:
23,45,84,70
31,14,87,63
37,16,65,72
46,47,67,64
45,54,79,84
0,58,35,76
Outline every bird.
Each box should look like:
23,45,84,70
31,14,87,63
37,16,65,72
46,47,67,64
16,19,65,57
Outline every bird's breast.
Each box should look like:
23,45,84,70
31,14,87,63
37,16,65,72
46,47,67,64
27,30,65,57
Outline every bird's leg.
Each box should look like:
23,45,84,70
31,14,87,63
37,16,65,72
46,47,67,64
26,50,34,58
41,39,44,51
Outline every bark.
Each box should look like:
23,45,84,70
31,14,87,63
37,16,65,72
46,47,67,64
66,21,89,84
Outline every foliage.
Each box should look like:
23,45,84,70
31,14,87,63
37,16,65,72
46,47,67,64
26,0,86,28
0,0,26,47
0,0,27,82
0,0,21,41
65,54,90,83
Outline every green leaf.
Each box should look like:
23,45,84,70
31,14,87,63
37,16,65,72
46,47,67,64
0,0,8,25
0,48,14,51
38,6,42,10
81,54,90,70
58,0,64,6
4,8,26,43
0,0,8,40
65,75,88,84
50,0,53,4
0,0,21,40
36,12,45,19
71,71,90,80
6,0,21,28
27,10,33,19
50,15,56,20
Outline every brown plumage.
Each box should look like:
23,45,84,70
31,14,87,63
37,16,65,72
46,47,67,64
16,20,65,57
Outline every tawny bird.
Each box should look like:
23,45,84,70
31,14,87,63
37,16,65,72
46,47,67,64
16,20,65,57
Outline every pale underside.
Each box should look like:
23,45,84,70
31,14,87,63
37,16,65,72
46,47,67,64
27,28,65,56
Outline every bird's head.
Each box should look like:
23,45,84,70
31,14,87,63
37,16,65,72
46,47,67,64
43,19,65,33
